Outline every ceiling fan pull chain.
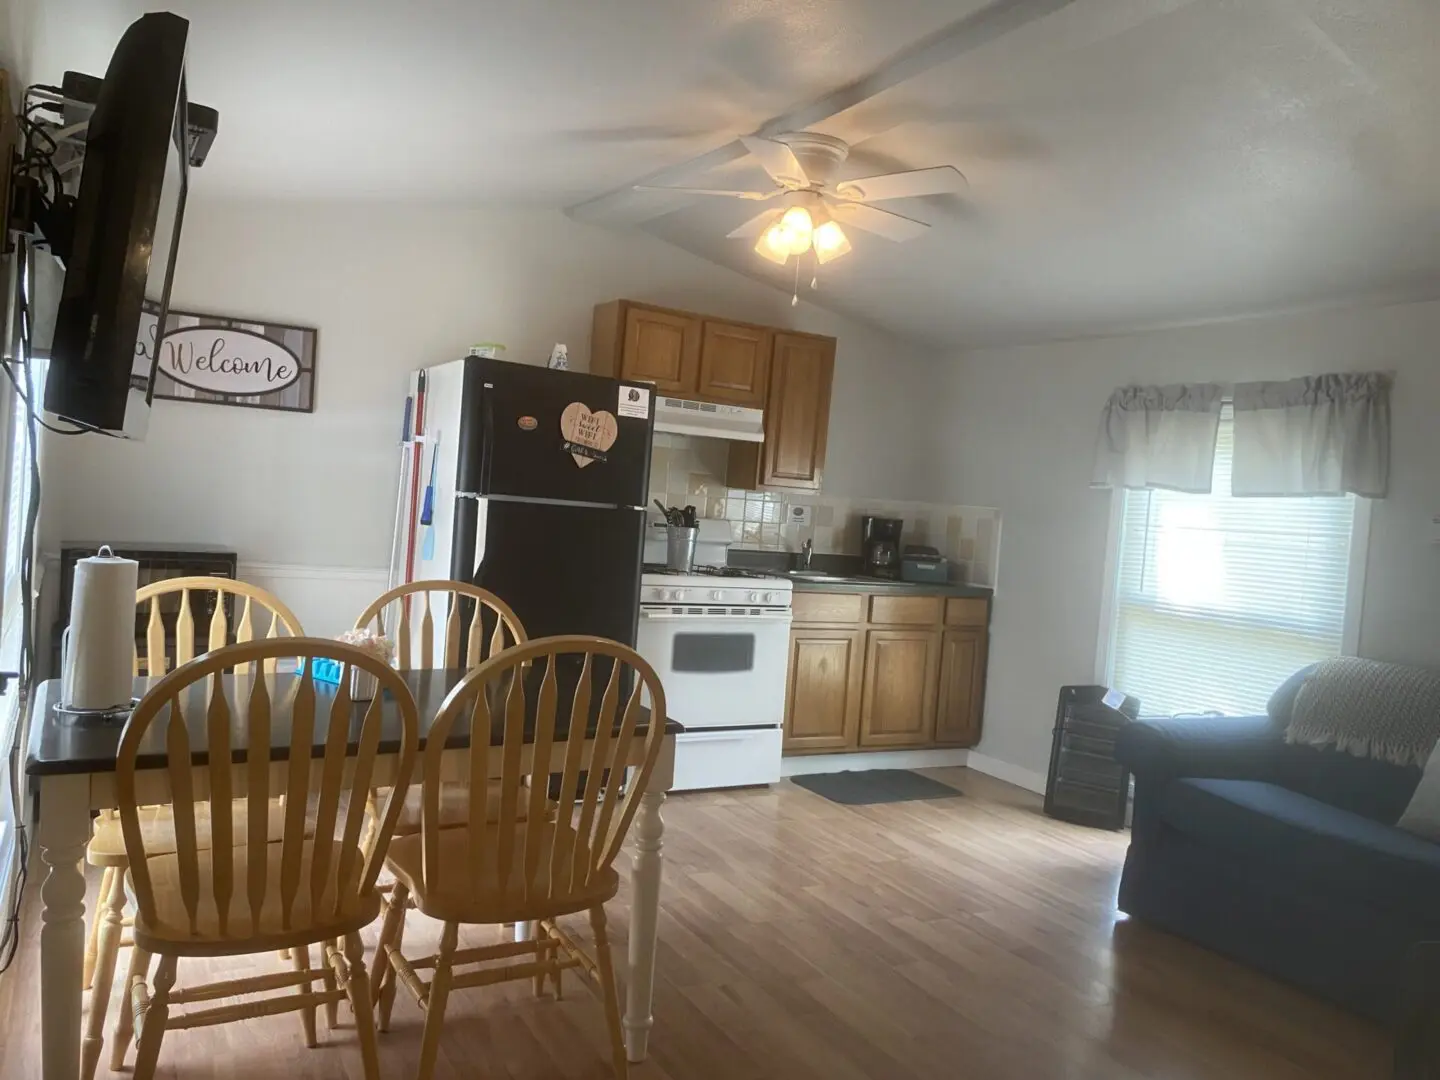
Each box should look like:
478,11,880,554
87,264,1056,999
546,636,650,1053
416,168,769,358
792,259,800,307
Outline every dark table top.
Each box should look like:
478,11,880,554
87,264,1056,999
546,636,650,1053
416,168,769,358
27,669,682,777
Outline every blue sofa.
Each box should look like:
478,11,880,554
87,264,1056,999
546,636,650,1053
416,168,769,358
1113,669,1438,1020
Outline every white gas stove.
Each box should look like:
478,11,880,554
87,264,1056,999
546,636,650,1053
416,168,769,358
637,520,791,791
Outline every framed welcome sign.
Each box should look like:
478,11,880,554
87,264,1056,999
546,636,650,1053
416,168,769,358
137,304,318,413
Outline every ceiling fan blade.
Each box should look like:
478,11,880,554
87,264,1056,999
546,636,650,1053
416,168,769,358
828,201,930,242
833,166,968,202
739,135,810,189
633,185,779,201
726,208,785,240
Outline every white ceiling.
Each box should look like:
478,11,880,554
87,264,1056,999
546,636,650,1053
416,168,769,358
33,0,1440,347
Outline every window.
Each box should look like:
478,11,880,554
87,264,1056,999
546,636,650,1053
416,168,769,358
1107,406,1360,717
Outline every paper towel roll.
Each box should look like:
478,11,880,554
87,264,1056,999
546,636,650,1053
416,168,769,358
63,546,139,711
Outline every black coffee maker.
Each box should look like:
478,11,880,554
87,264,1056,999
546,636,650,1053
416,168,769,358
862,516,903,579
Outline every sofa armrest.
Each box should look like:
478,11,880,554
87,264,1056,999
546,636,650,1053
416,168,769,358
1114,714,1282,782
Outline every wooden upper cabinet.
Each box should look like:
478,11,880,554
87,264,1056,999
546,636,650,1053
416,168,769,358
620,306,700,392
935,629,987,747
727,331,836,491
783,628,863,752
590,301,700,393
697,321,771,407
858,629,939,748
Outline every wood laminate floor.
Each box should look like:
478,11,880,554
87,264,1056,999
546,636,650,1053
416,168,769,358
0,769,1390,1079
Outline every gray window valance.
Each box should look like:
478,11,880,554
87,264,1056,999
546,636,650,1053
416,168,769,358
1092,373,1391,498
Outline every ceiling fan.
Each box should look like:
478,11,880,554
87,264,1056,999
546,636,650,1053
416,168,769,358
634,132,967,266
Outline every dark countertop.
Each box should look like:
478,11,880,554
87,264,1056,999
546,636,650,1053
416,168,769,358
28,669,682,777
790,577,993,599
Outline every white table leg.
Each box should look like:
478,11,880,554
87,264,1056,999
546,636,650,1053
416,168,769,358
623,788,665,1063
39,773,92,1080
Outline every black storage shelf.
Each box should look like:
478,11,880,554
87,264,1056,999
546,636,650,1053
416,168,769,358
1043,684,1141,830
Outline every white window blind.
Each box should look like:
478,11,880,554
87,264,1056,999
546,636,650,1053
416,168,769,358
1109,406,1357,717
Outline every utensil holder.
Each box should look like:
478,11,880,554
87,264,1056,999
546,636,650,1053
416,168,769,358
665,526,698,572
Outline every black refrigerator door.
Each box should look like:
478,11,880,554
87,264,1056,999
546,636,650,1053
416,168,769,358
459,357,653,507
472,500,644,646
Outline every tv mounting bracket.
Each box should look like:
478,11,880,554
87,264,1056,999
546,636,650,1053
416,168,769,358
5,71,217,261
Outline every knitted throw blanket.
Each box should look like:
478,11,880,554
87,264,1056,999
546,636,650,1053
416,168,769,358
1285,657,1440,767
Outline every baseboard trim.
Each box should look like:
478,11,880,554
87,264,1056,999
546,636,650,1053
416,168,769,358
781,748,970,776
238,562,390,584
964,751,1048,795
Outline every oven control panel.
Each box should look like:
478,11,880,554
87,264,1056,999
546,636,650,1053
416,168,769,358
640,582,790,608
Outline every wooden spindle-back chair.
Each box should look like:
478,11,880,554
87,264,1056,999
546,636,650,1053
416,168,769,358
81,578,305,1080
371,635,668,1080
111,638,418,1080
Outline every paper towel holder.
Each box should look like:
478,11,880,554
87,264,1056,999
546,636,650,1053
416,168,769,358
55,544,140,725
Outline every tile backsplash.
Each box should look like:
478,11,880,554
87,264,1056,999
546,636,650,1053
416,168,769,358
648,434,1002,587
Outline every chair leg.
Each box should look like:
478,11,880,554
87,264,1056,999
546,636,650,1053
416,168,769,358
590,906,629,1080
372,882,409,1033
83,866,115,991
417,922,458,1080
292,943,318,1048
80,867,126,1080
109,944,151,1071
321,940,340,1030
342,932,381,1080
131,953,175,1080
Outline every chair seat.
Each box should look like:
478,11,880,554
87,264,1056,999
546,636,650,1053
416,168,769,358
132,839,381,956
88,801,294,867
384,823,619,924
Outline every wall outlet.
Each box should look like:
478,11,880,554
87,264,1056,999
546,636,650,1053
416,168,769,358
786,503,812,527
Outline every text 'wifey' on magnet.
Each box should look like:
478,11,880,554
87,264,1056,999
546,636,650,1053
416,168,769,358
560,402,618,467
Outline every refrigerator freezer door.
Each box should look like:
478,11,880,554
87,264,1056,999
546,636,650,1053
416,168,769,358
466,358,653,508
473,500,645,646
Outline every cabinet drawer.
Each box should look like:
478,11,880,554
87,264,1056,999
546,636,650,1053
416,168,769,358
944,597,988,627
792,591,864,625
868,595,943,626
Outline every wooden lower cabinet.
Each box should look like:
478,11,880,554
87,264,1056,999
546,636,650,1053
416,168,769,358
935,629,987,747
858,630,939,748
783,590,990,755
783,629,863,751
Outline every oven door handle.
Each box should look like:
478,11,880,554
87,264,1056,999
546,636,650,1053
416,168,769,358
638,610,793,622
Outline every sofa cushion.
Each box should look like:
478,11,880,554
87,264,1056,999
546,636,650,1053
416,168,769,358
1274,744,1422,824
1159,778,1440,924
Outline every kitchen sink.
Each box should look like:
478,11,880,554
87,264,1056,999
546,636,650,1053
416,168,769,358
785,570,873,584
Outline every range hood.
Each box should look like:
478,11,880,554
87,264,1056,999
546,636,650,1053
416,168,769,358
652,396,765,442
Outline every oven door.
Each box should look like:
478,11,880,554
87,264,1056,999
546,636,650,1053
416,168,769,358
635,605,792,730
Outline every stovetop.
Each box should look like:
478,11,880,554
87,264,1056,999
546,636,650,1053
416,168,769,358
642,563,787,581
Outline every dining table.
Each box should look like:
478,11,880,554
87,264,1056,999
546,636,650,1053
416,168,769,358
25,669,680,1080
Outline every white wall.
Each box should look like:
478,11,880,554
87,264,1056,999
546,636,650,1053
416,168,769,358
44,194,938,634
930,300,1440,783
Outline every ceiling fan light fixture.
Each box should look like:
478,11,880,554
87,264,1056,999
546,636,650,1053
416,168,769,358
778,206,814,254
754,225,792,265
813,220,851,264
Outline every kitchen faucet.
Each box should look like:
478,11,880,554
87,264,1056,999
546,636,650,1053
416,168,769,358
799,538,814,570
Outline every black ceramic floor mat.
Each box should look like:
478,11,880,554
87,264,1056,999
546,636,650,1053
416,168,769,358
790,769,964,806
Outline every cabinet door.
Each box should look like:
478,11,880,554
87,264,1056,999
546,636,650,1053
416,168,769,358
935,629,987,747
761,333,835,489
784,628,863,752
859,629,939,748
621,306,700,393
697,321,771,407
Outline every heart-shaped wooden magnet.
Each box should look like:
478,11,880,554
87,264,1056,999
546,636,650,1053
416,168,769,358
559,402,619,468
